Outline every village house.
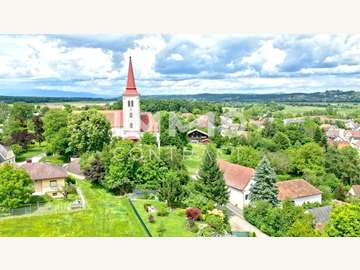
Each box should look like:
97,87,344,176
0,144,15,164
20,163,68,198
187,129,209,144
348,185,360,197
218,160,255,208
101,57,159,143
276,179,322,206
219,160,322,208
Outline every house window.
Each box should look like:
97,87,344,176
130,112,133,118
50,180,57,188
130,123,133,128
245,194,249,200
52,192,57,197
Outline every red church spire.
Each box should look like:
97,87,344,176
123,56,139,96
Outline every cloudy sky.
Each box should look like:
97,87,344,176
0,34,360,97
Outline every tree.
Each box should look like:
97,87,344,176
83,155,106,185
141,132,157,145
249,157,278,205
273,131,290,150
325,202,360,237
196,144,229,206
290,142,324,174
43,109,70,157
231,145,261,168
0,102,10,125
0,164,34,210
102,140,139,194
158,170,185,208
32,115,44,144
160,111,187,149
68,109,111,155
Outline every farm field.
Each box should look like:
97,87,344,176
0,180,147,237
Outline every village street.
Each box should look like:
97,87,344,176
227,204,268,238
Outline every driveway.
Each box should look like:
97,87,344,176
227,204,269,238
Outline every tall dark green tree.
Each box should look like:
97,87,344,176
249,156,279,205
196,144,229,206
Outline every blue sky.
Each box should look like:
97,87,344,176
0,34,360,97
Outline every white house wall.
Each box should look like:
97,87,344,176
293,194,322,206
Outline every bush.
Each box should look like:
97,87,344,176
148,214,155,223
204,213,227,235
65,176,77,185
184,192,215,213
144,203,152,212
10,144,23,155
185,208,201,221
157,205,170,216
157,222,166,236
186,219,199,233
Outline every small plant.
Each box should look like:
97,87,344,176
157,222,166,236
157,205,170,216
144,203,152,212
185,208,201,221
148,214,155,223
186,219,199,233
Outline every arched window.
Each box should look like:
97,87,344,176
130,122,133,128
128,100,131,106
130,112,133,118
131,100,134,107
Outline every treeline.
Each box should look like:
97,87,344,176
0,96,114,104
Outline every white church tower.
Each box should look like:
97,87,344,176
122,57,141,139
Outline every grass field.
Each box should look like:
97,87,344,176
0,181,147,237
40,154,67,165
184,144,231,176
133,199,196,237
15,143,46,162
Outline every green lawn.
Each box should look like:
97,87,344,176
40,154,67,165
16,143,46,162
184,143,231,176
133,199,197,237
0,181,147,237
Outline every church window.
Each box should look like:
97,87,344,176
131,100,134,107
130,113,133,118
130,122,133,128
128,100,131,106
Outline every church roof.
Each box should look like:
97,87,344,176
101,110,158,133
123,56,139,96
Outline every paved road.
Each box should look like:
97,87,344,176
227,204,269,238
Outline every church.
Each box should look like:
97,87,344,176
101,57,159,143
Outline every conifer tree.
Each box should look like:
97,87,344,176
196,144,229,206
249,156,278,205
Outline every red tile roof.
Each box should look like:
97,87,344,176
350,130,360,138
350,185,360,196
277,179,322,200
101,110,158,133
218,160,255,191
20,163,67,181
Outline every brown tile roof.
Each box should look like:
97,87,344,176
218,160,255,191
350,185,360,195
20,163,67,181
277,179,322,201
350,130,360,138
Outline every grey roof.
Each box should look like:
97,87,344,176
307,205,333,224
0,144,15,163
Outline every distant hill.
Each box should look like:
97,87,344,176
144,90,360,103
1,90,360,104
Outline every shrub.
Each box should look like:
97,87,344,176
157,205,170,216
144,203,152,212
185,208,201,221
10,144,23,155
157,222,166,236
148,214,155,223
184,192,215,213
186,219,199,233
65,176,77,185
205,214,226,234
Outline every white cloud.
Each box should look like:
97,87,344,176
242,40,286,73
168,53,184,61
120,34,166,79
0,35,118,80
